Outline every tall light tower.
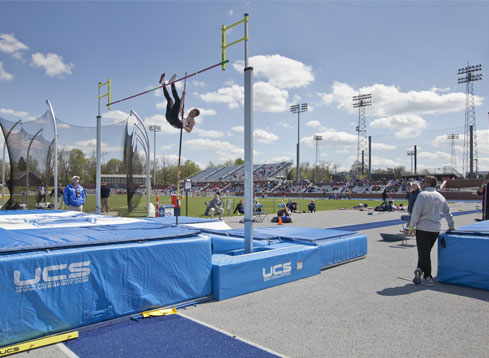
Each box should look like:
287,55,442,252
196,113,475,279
313,135,323,180
352,93,372,163
407,150,415,174
457,63,482,178
290,103,308,182
148,125,161,186
447,134,459,172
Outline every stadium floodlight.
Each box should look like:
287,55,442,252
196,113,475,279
149,125,162,186
457,63,483,178
352,93,372,163
290,103,308,183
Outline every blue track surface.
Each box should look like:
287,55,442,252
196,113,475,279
65,314,278,358
331,209,480,232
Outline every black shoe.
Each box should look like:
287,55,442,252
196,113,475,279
413,268,422,285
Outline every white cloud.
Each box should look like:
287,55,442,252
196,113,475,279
372,142,397,151
318,81,481,117
233,54,314,89
276,121,293,129
199,81,288,112
159,144,175,151
102,110,130,124
60,139,122,154
418,151,451,161
0,108,28,118
371,155,401,168
272,155,292,163
31,52,74,78
302,128,357,148
433,133,463,148
184,138,244,161
199,84,243,109
196,108,216,116
253,82,288,112
143,114,180,134
191,80,206,87
306,120,321,128
193,128,225,138
0,62,13,81
0,33,28,59
231,126,244,133
370,114,428,138
254,128,279,143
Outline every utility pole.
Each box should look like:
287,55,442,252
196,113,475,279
148,125,161,186
313,135,322,180
290,103,308,183
457,63,482,178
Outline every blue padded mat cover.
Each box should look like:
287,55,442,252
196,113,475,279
212,244,320,300
204,226,357,243
210,234,267,254
251,226,358,242
0,222,199,253
0,235,212,346
142,216,216,225
438,231,489,291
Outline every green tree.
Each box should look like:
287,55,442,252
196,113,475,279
234,158,244,165
17,157,27,172
102,158,124,174
181,160,200,179
68,149,86,180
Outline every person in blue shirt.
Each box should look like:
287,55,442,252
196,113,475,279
63,175,86,211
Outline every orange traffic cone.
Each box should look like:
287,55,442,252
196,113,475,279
278,216,283,225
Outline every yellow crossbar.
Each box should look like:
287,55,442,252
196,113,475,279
0,331,79,357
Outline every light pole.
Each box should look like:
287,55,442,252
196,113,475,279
148,125,161,186
2,119,21,207
313,135,322,181
290,103,308,183
407,150,415,174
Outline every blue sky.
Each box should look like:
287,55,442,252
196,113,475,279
1,1,488,175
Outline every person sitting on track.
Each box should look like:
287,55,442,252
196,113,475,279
159,73,199,133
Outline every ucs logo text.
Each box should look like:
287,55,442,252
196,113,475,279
14,261,91,286
262,262,292,281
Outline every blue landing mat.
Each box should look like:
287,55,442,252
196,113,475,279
331,209,480,232
65,315,279,358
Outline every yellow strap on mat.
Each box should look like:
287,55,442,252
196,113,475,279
142,307,177,318
0,331,78,357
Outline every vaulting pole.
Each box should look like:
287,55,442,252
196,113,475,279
176,73,187,225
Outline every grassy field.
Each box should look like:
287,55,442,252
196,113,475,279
40,194,405,218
